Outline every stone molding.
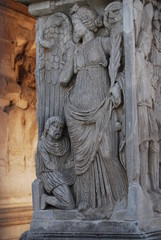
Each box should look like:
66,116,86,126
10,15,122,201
0,206,33,227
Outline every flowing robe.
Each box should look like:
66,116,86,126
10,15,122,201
38,135,74,193
136,51,159,146
65,37,127,210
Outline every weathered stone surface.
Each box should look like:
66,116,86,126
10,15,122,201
32,178,44,211
25,231,161,240
17,0,161,239
23,209,161,239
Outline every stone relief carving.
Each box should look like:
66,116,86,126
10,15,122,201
136,30,159,192
104,1,126,170
36,116,75,210
150,1,161,189
135,1,161,212
34,0,161,220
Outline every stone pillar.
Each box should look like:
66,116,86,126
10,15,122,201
115,0,153,223
123,0,139,186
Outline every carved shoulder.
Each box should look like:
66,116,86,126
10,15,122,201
38,140,57,171
38,139,48,159
101,37,111,55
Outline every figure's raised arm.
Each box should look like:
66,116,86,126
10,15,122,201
59,42,75,87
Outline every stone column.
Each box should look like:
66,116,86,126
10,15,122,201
120,0,153,222
123,0,139,186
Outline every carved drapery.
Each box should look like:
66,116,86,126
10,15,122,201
18,0,161,222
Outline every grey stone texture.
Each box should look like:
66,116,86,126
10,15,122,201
26,210,161,239
18,0,161,239
24,210,161,239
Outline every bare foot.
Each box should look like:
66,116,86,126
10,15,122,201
41,193,47,210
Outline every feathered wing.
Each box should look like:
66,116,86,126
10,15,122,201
36,13,73,137
35,13,73,176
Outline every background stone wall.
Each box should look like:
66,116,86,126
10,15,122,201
0,0,37,239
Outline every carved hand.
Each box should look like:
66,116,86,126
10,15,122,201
115,121,122,131
151,76,158,90
46,161,56,171
110,83,122,108
59,73,69,87
65,158,74,169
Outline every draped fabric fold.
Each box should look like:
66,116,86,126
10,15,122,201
64,37,127,210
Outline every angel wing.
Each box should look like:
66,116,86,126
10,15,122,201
36,13,73,137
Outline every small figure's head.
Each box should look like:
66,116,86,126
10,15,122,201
70,4,103,40
137,31,152,57
44,116,65,140
153,9,161,31
104,1,122,30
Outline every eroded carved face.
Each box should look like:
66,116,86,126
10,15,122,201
72,18,87,40
104,2,122,30
48,122,63,140
108,9,122,24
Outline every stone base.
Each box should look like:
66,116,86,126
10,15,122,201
21,210,161,240
25,231,161,240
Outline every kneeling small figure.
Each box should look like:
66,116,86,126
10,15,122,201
36,116,75,210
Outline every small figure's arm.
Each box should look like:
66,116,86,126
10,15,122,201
38,142,56,171
60,42,75,87
64,156,74,169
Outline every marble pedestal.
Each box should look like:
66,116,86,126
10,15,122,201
20,210,161,240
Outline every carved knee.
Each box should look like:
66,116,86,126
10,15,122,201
52,184,75,209
149,140,159,153
140,141,149,152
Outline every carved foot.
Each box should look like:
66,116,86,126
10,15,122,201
77,201,90,212
150,190,161,213
41,193,47,210
154,188,161,195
